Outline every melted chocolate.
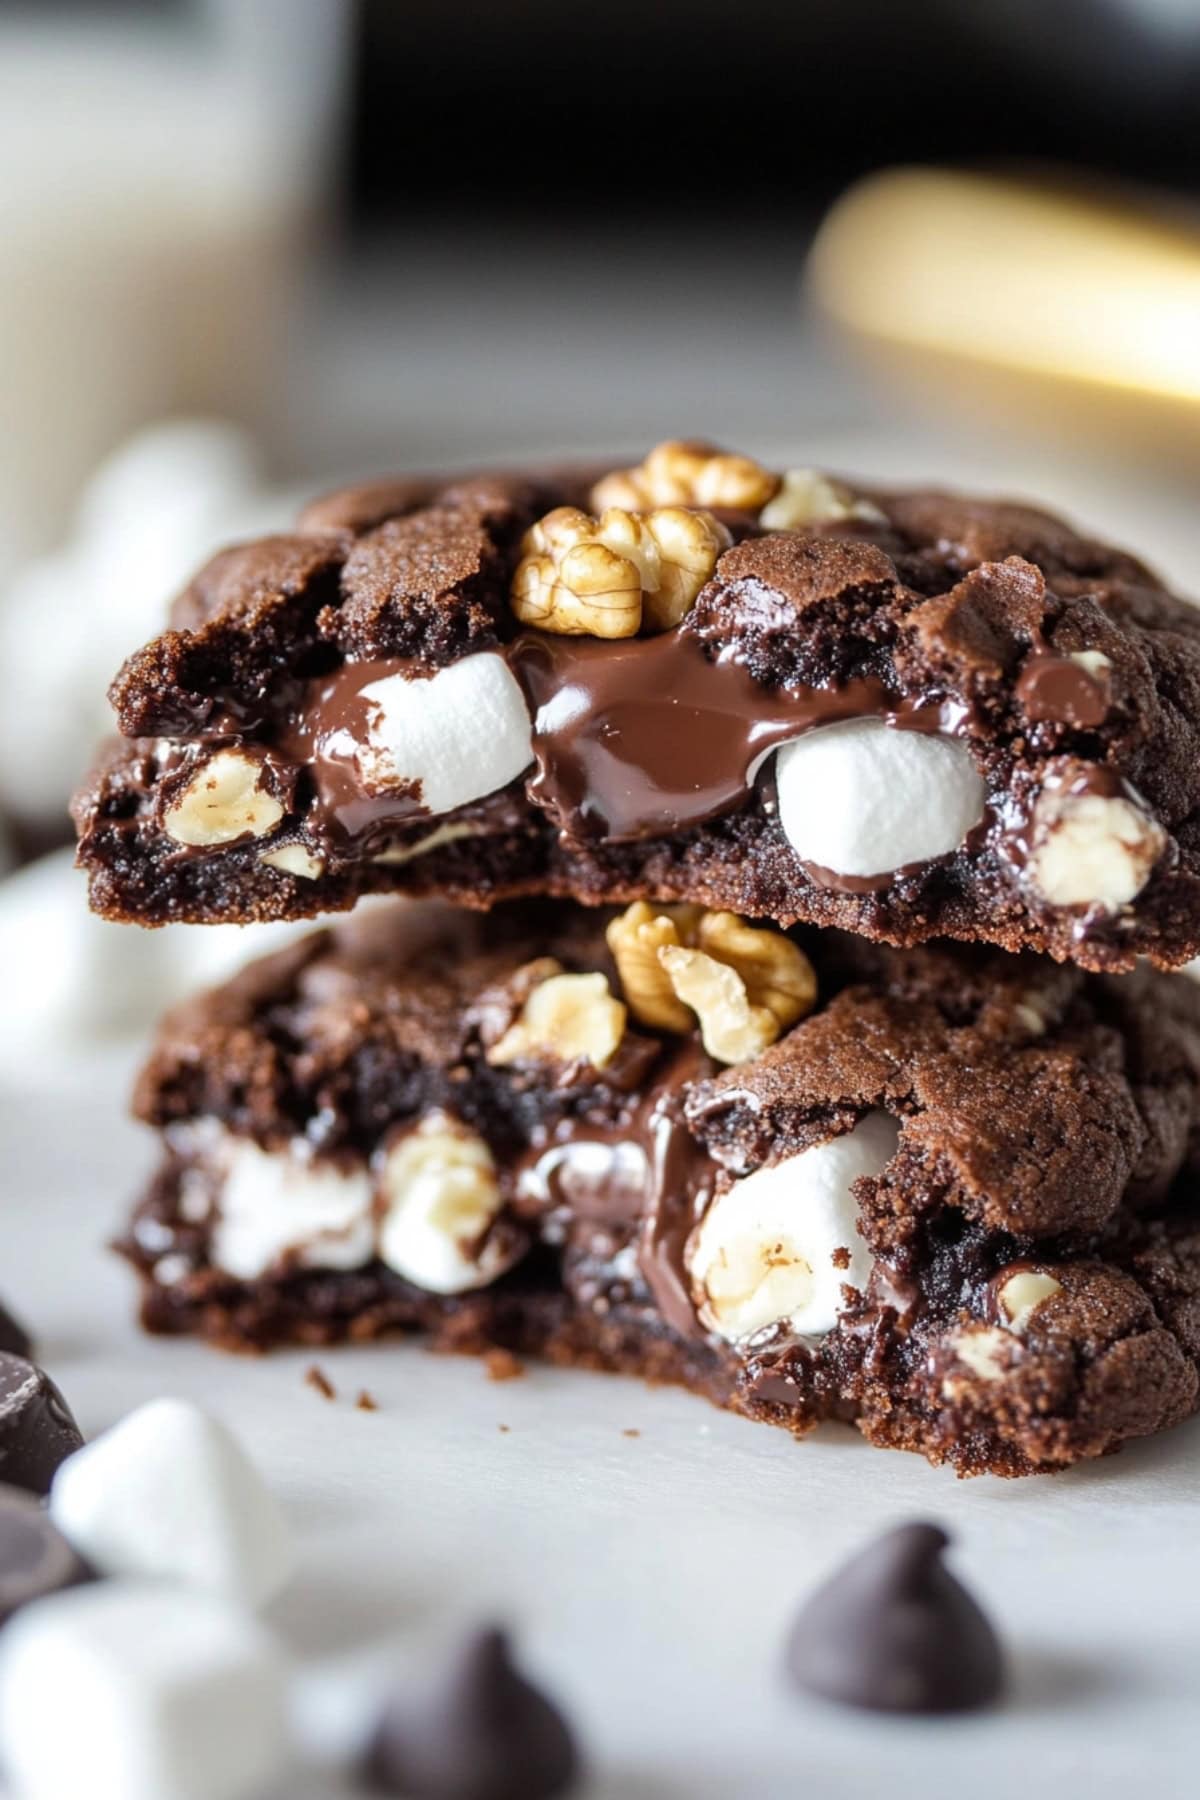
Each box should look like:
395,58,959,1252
274,625,971,862
512,1038,718,1337
279,659,430,844
508,629,953,846
1016,652,1110,728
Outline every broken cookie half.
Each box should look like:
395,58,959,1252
123,898,1200,1477
74,441,1200,971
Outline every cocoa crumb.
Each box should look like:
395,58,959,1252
831,1246,852,1271
305,1363,336,1401
622,1428,641,1438
498,1423,511,1434
484,1347,525,1383
355,1389,379,1412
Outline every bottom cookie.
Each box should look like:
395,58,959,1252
122,901,1200,1478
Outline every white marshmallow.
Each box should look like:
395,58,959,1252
206,1132,376,1281
0,1583,289,1800
775,717,985,878
376,1112,517,1294
0,420,276,825
50,1398,294,1608
0,848,317,1076
688,1112,899,1343
355,652,533,816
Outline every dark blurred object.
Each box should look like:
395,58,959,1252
350,0,1200,222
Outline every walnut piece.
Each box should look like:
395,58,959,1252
162,750,284,848
759,468,887,530
511,504,729,637
487,965,627,1069
591,440,780,514
608,902,816,1064
1026,773,1165,913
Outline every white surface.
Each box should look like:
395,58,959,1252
0,1582,289,1800
50,1399,294,1608
2,1055,1198,1800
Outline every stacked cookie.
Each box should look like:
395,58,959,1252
75,441,1200,1475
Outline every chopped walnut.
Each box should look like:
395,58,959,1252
487,965,627,1069
607,902,816,1064
591,440,780,514
510,504,729,637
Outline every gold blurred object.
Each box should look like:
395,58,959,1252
809,168,1200,449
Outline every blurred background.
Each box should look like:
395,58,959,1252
3,0,1200,1067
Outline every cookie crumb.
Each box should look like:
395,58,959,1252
832,1246,852,1271
498,1424,511,1434
355,1389,379,1412
622,1428,641,1438
484,1348,525,1383
305,1364,336,1401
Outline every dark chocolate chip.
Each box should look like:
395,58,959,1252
364,1626,581,1799
0,1354,85,1497
786,1521,1005,1713
0,1483,91,1625
0,1302,32,1360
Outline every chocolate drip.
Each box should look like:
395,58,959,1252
509,629,948,845
512,1038,718,1338
278,658,430,844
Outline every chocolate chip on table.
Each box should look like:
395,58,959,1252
786,1521,1005,1713
364,1625,581,1799
0,1353,84,1497
0,1483,91,1626
0,1301,33,1360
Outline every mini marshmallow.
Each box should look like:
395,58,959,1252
200,1131,376,1281
0,421,276,825
50,1398,293,1608
0,1583,289,1800
376,1113,518,1295
775,717,985,879
355,652,533,816
0,848,317,1074
688,1112,900,1343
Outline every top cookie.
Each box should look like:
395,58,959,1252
74,441,1200,970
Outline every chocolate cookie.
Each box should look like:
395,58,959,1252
74,443,1200,972
121,898,1200,1477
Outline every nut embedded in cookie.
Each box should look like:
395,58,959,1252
591,438,780,514
510,504,730,636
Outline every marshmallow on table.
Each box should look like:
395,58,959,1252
354,652,534,815
688,1112,900,1343
0,1583,289,1800
775,717,986,878
49,1398,294,1609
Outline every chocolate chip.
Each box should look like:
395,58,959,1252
786,1521,1005,1712
364,1626,581,1798
0,1302,32,1360
0,1483,91,1625
0,1354,84,1497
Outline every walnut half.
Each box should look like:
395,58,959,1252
511,504,730,637
606,903,816,1064
591,440,780,514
